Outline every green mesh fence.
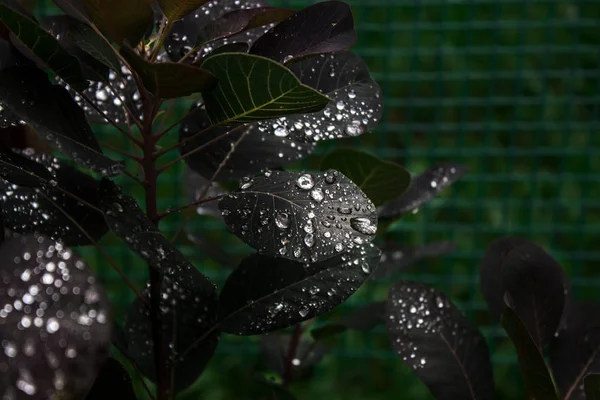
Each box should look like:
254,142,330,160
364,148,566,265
35,0,600,398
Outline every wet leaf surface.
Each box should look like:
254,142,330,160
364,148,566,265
201,52,330,124
259,51,382,143
66,20,121,74
0,150,109,246
0,149,54,188
199,7,294,44
179,105,315,182
164,0,270,63
249,1,356,64
549,302,600,400
39,15,111,81
218,170,378,263
120,46,217,98
320,148,410,206
84,358,136,400
502,308,560,400
124,262,219,392
0,235,112,399
0,66,124,176
259,334,327,377
378,163,469,219
372,241,457,280
0,3,88,90
218,243,381,335
386,280,495,400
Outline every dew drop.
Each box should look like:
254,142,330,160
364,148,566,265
296,173,315,190
304,233,315,247
274,126,289,137
310,188,324,202
350,217,377,235
336,100,345,110
299,307,309,317
275,213,290,229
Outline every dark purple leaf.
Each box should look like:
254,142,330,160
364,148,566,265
179,105,315,182
0,150,109,246
249,1,356,64
124,263,219,392
258,51,381,143
259,334,327,377
0,103,21,128
218,170,378,263
0,235,112,399
0,149,54,187
502,308,560,400
480,237,567,350
378,163,469,219
501,243,566,351
164,0,271,63
386,280,495,400
198,7,294,45
0,2,88,91
0,66,124,176
310,301,386,341
201,41,249,58
371,241,457,280
549,302,600,400
39,15,111,81
84,358,136,400
218,243,381,335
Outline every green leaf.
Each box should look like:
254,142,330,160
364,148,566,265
201,52,330,124
68,21,121,73
501,308,560,400
585,374,600,400
121,46,217,98
0,3,87,91
158,0,211,22
83,0,153,46
320,148,411,207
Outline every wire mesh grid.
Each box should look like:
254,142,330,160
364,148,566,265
35,0,600,398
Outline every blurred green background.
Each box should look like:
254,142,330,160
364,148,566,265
35,0,600,398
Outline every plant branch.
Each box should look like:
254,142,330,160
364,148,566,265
154,102,205,142
282,324,304,389
158,195,224,219
100,141,142,161
157,125,247,173
150,17,173,62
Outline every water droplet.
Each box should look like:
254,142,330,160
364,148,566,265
299,308,309,317
309,286,320,295
361,261,370,273
336,100,345,110
275,213,290,229
274,126,289,137
296,173,315,190
304,233,315,247
350,217,377,235
310,188,324,202
345,121,364,137
283,55,293,63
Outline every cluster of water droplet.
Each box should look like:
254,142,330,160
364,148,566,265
57,63,143,125
0,235,111,399
165,0,272,63
219,169,378,263
258,52,382,143
387,283,463,371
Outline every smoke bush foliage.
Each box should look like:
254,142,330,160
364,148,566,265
0,0,531,399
